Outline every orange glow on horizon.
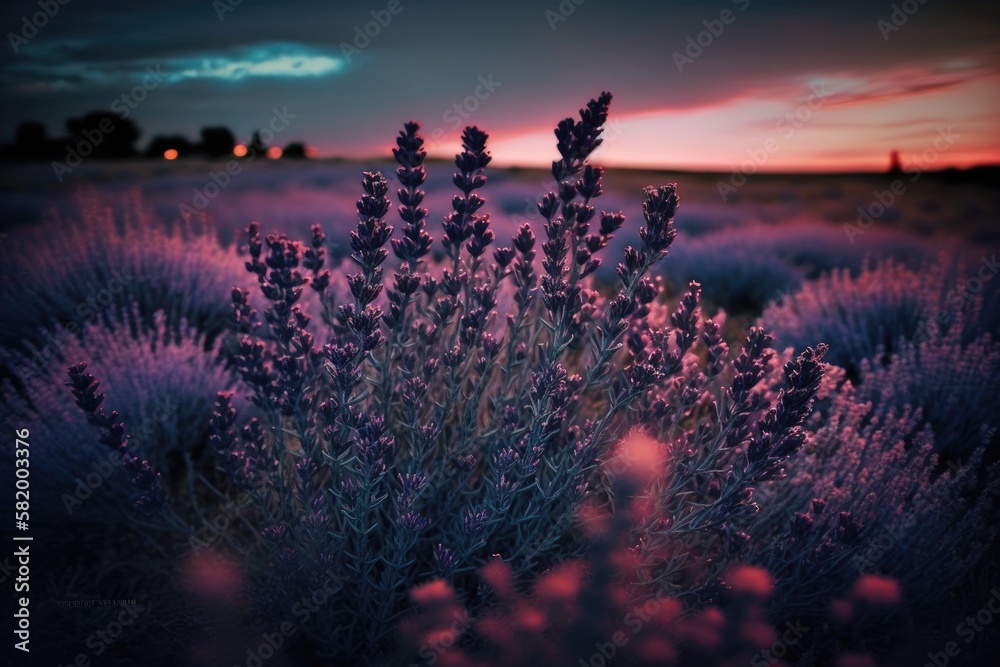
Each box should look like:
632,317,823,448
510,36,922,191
163,148,178,160
266,146,283,159
233,144,248,157
407,66,1000,173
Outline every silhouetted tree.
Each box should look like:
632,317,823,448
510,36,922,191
200,126,236,157
15,122,52,157
0,121,58,160
282,142,308,159
65,112,140,158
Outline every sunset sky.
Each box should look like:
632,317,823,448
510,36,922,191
1,0,997,171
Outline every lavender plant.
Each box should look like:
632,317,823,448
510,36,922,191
159,93,837,663
0,189,244,352
763,255,998,377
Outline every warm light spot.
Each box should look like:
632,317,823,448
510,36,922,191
480,558,512,599
534,562,583,604
675,608,724,650
181,550,241,599
409,579,454,606
233,144,248,157
475,614,512,644
514,604,547,632
726,564,775,600
636,637,679,665
829,598,855,625
305,146,317,158
266,146,283,159
163,148,178,160
611,432,665,487
850,574,902,607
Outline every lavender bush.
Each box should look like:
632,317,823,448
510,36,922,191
0,189,244,352
64,93,828,663
762,255,1000,457
763,256,998,376
661,223,936,313
857,319,999,458
395,434,952,666
1,307,244,519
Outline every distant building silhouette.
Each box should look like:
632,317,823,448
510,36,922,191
888,150,903,175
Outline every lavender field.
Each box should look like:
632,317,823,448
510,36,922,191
2,0,1000,661
0,93,998,667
